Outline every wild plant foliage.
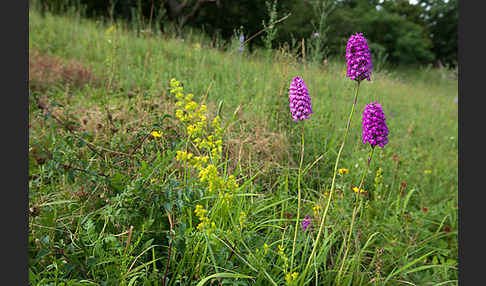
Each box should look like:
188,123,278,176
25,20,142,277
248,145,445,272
28,8,458,286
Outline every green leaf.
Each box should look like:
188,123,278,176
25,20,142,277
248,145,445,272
128,275,141,286
142,239,154,251
384,250,436,284
196,272,253,286
108,172,127,192
34,249,51,262
402,188,416,214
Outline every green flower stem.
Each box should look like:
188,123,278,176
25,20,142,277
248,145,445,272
336,146,375,284
300,228,313,268
299,81,361,285
290,124,305,272
183,137,190,187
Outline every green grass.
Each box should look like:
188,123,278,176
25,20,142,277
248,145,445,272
29,7,458,286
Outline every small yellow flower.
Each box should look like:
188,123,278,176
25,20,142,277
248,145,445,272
263,243,269,255
285,272,299,282
338,168,349,175
424,170,432,175
150,178,158,184
239,211,247,228
374,167,383,185
105,25,116,37
285,273,291,282
313,205,322,216
194,204,207,217
151,131,163,138
352,187,365,193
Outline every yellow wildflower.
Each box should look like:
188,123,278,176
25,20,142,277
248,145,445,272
176,150,193,162
352,186,365,193
194,204,207,217
170,78,180,87
150,131,163,138
184,93,194,102
285,272,299,282
199,105,207,113
105,25,116,37
263,243,269,255
374,167,383,185
338,168,349,175
313,205,322,216
239,211,247,229
185,100,198,111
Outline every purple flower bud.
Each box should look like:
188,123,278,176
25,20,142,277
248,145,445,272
288,77,312,121
346,33,373,82
312,32,320,37
238,35,245,51
362,102,389,148
302,215,313,232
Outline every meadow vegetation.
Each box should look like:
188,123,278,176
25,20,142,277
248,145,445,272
29,6,458,286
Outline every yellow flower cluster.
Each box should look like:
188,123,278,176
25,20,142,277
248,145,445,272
176,150,193,161
374,167,383,186
338,168,349,175
285,272,299,283
239,211,247,229
278,244,288,268
352,186,365,194
194,204,215,233
105,25,116,43
151,131,163,138
170,78,222,161
313,205,322,217
263,243,269,255
255,242,270,256
277,244,292,282
218,191,233,205
170,78,238,199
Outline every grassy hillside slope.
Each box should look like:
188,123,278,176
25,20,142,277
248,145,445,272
29,8,458,286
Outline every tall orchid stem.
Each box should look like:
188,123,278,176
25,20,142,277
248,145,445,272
299,81,361,285
336,146,375,284
290,124,305,271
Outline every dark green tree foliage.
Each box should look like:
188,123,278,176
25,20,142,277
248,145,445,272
35,0,457,67
380,0,457,66
420,0,458,66
274,0,314,45
361,8,434,64
325,0,433,65
192,0,269,48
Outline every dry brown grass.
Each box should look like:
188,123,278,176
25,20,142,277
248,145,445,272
224,108,291,175
29,61,290,181
29,49,99,91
